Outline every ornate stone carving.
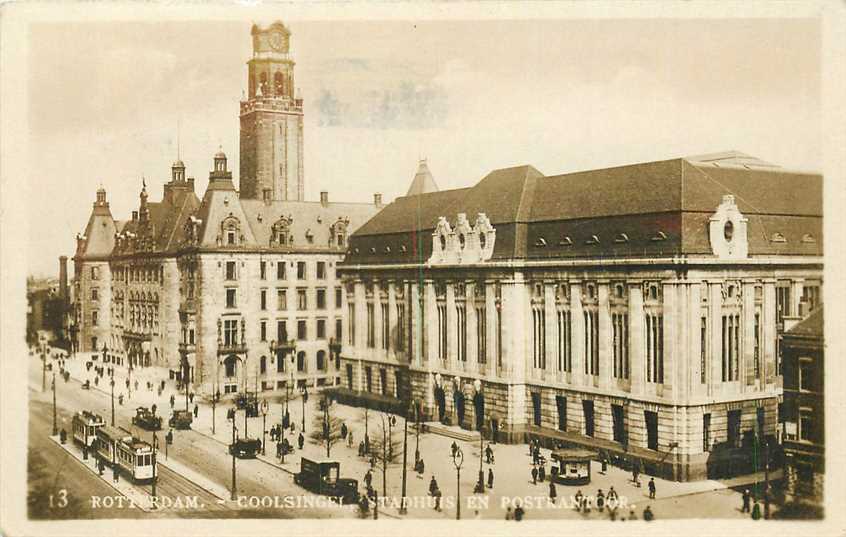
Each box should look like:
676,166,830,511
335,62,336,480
709,194,748,259
428,212,496,265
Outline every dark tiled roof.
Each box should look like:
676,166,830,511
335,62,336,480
346,154,822,264
786,306,823,338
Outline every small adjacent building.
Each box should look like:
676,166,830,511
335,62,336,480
780,306,824,509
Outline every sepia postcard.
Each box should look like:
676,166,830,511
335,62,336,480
2,1,845,536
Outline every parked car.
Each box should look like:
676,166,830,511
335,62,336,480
228,437,261,458
169,409,193,430
294,457,359,504
132,407,162,431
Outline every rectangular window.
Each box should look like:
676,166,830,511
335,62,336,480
335,287,343,309
260,320,267,342
297,289,307,310
381,303,390,350
91,288,98,301
583,400,595,437
703,413,711,452
802,284,821,312
316,261,326,279
612,313,629,379
277,261,286,280
91,311,98,326
225,288,237,308
189,329,195,345
335,318,342,342
297,320,307,340
367,303,375,348
531,392,542,427
225,261,236,280
277,350,285,372
223,319,238,346
297,261,306,280
348,303,355,345
277,320,287,342
754,312,761,379
476,306,486,363
277,289,287,310
799,407,814,442
611,404,626,444
317,319,326,339
346,364,354,389
437,304,447,360
456,305,467,361
727,409,742,447
556,395,567,431
532,308,546,369
380,368,388,395
646,314,664,383
776,281,791,326
91,266,99,280
645,410,658,450
260,261,266,280
799,358,813,391
557,310,571,372
227,231,235,245
584,310,599,375
721,314,740,382
260,289,267,310
365,366,373,392
396,303,406,352
316,289,326,310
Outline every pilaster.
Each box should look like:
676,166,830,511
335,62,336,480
569,281,585,387
598,281,612,389
628,282,645,395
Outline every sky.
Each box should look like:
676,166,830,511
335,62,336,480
27,18,821,278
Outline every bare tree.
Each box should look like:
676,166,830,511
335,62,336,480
368,413,402,498
309,395,344,457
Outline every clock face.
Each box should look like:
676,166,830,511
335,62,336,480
269,32,285,51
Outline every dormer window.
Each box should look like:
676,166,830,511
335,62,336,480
801,234,816,243
227,231,236,245
651,231,668,241
534,237,547,247
559,236,573,246
585,235,600,245
614,233,629,243
724,221,734,242
770,232,787,243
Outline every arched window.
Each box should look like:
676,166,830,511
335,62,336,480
259,72,268,95
316,350,326,370
260,355,267,374
274,72,285,96
224,355,238,378
297,351,306,372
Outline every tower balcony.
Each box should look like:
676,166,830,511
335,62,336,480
240,96,303,115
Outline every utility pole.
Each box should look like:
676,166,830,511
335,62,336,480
230,412,237,500
302,385,308,433
51,369,58,436
261,400,268,455
400,405,409,514
151,431,158,507
110,377,115,426
452,447,464,520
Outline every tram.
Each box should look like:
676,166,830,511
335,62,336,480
95,425,156,483
71,410,105,449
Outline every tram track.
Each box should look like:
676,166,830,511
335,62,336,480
137,463,230,511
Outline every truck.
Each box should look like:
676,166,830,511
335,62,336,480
132,407,162,431
168,409,193,430
294,457,359,505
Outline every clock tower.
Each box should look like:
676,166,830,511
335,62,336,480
239,22,304,201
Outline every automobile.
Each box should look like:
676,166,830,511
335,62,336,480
228,437,261,458
132,407,162,431
168,409,193,430
81,380,90,390
294,457,359,504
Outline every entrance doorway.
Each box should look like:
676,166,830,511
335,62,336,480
473,392,485,431
435,387,446,422
454,389,465,426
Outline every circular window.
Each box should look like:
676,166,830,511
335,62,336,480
724,221,734,242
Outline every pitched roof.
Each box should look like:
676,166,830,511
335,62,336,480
346,153,822,264
786,306,824,338
406,160,439,196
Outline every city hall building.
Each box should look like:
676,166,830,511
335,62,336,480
338,152,823,481
71,22,380,396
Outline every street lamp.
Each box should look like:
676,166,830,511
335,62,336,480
261,399,269,456
301,384,308,434
211,388,221,435
399,402,410,515
452,446,464,520
110,377,116,426
229,408,238,501
473,381,484,494
41,345,47,392
51,368,58,436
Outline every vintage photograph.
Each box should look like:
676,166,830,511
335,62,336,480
4,2,841,534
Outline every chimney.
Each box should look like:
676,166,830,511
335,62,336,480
59,256,68,300
320,191,329,207
132,210,139,221
187,177,195,192
374,193,383,207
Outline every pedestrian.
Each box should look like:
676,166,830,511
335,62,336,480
751,500,761,520
597,489,605,512
643,505,654,521
505,506,513,520
125,379,130,389
648,477,656,499
538,464,546,482
601,454,608,475
170,394,175,409
574,490,583,512
531,465,538,485
193,404,198,418
474,509,481,520
298,432,304,450
607,486,618,506
485,444,493,464
434,487,442,511
451,441,458,458
341,423,348,439
348,430,354,448
549,481,557,504
189,392,194,403
113,466,119,484
514,501,524,521
365,469,373,488
418,458,425,476
358,440,365,457
742,489,751,513
134,380,139,391
276,441,283,458
632,462,640,487
487,467,494,489
628,505,637,520
151,403,157,415
429,476,438,496
532,445,539,465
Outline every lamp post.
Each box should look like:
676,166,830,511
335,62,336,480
41,344,47,392
151,431,158,506
301,385,308,434
261,399,269,456
452,446,464,520
51,368,58,436
399,403,410,514
230,409,237,501
211,388,220,435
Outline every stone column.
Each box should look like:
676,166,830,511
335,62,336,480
598,281,612,389
742,280,756,389
354,280,367,390
762,279,777,385
662,282,676,395
628,282,644,395
446,282,457,368
709,282,723,395
569,282,585,387
544,282,556,375
502,273,528,430
425,280,438,365
688,282,702,397
410,282,421,366
466,281,478,373
373,280,383,360
676,282,690,401
485,281,497,377
387,280,398,360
